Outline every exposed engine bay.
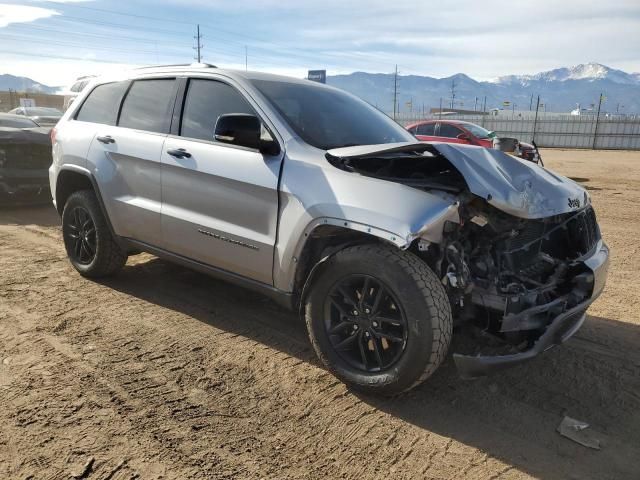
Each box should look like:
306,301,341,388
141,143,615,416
328,144,602,358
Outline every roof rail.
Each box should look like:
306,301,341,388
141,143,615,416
135,62,217,70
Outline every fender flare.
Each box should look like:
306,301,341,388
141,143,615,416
55,165,125,248
292,217,406,313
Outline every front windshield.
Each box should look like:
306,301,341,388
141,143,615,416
463,123,494,139
26,107,62,116
251,79,414,150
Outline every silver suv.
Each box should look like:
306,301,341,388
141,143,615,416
49,64,609,394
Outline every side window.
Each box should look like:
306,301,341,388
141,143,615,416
75,82,128,125
438,123,463,138
118,79,176,134
181,79,254,142
416,123,435,135
407,126,417,135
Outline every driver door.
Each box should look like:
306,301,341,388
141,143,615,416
160,78,283,285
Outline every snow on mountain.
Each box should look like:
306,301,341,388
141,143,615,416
329,63,640,114
494,63,640,86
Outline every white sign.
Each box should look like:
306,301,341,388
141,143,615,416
20,98,36,108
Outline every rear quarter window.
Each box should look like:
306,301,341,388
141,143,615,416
75,81,129,126
118,79,176,134
416,123,435,135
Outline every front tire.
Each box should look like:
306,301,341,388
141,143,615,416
62,190,127,277
305,244,452,395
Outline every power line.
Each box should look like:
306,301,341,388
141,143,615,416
43,7,403,71
0,50,148,65
0,33,185,57
39,1,196,25
9,23,192,48
7,3,414,74
50,15,193,38
40,17,303,69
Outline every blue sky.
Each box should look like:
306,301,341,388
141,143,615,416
2,0,639,87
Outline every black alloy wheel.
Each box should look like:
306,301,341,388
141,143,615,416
324,274,408,372
66,206,97,265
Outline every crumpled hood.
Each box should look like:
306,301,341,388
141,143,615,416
326,141,588,219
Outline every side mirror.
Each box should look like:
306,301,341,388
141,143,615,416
456,133,469,141
214,114,280,155
215,114,261,150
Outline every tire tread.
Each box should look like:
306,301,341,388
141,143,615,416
63,190,126,277
305,243,452,394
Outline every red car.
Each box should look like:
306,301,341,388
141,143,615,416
406,119,539,163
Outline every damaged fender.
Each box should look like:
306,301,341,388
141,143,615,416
271,145,461,292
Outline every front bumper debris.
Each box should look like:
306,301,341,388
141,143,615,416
454,240,609,378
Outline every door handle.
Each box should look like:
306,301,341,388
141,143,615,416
97,135,115,144
167,148,192,159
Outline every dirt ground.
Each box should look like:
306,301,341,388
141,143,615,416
1,149,639,480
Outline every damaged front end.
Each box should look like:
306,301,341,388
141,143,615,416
433,200,608,378
326,142,610,378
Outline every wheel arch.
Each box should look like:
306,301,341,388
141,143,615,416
292,223,395,313
55,166,124,248
55,167,94,215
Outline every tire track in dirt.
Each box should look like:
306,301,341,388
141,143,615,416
1,198,639,479
1,224,518,479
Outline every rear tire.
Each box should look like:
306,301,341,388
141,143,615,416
305,244,452,395
62,190,127,277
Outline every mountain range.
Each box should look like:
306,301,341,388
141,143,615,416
327,63,640,114
0,74,59,94
2,62,639,114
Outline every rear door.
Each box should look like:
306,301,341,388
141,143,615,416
160,77,283,285
56,81,129,202
85,77,177,244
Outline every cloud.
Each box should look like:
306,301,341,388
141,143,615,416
0,4,61,28
171,0,640,77
1,0,638,85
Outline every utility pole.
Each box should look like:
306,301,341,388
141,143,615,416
532,95,541,143
392,65,399,120
529,93,534,111
449,79,456,109
593,93,604,150
481,95,487,126
193,24,203,62
245,46,248,71
474,96,478,111
439,97,443,119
